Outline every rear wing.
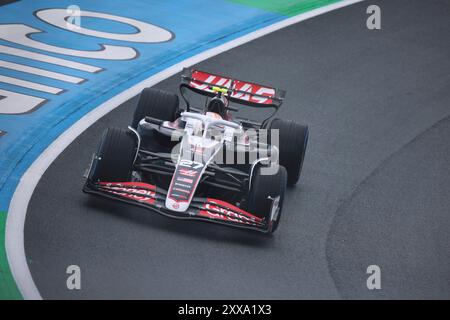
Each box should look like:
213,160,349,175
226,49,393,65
180,68,285,109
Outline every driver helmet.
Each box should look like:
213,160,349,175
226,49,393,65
207,95,229,118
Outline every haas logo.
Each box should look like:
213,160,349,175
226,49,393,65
190,71,275,105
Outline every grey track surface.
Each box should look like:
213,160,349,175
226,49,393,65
26,0,450,299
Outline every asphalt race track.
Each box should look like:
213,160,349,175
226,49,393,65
25,0,450,299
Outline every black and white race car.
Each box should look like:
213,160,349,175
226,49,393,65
83,68,308,233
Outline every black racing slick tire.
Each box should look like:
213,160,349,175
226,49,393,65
131,87,179,128
247,165,287,234
88,128,137,182
264,118,309,185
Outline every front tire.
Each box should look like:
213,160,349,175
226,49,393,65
246,165,287,233
264,118,308,185
131,87,179,129
89,128,137,182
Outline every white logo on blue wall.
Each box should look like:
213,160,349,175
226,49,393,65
38,8,174,43
0,8,175,115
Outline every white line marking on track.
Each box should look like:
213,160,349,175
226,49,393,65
0,25,137,60
0,45,102,73
0,89,46,114
0,75,63,94
0,60,85,84
6,0,364,300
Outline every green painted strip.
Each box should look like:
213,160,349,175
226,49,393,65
229,0,342,17
0,211,21,300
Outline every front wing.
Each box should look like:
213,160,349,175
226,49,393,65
83,181,271,233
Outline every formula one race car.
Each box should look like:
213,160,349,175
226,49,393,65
83,68,308,233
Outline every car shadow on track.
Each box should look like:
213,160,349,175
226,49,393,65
83,196,275,248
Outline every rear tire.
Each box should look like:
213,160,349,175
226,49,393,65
246,165,287,233
264,118,308,185
131,88,179,128
89,128,137,182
